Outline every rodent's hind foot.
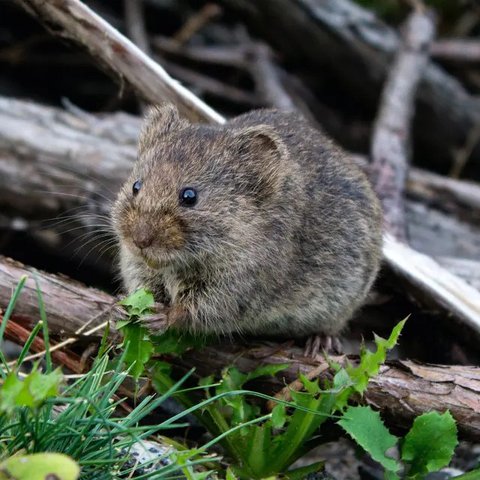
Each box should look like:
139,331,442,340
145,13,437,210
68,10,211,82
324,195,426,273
303,334,342,359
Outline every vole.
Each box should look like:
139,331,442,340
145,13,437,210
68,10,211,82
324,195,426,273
112,104,382,350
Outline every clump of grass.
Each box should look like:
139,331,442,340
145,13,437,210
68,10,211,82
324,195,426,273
0,276,213,480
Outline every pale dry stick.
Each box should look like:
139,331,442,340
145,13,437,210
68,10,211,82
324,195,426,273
15,0,224,124
172,3,222,46
431,38,480,64
370,8,436,241
383,233,480,334
7,320,109,368
124,0,150,55
249,43,297,111
124,0,150,114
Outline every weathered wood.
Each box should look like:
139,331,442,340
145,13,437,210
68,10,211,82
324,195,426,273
431,38,480,64
370,8,435,241
15,0,224,124
435,257,480,291
383,234,480,336
0,254,479,440
219,0,480,178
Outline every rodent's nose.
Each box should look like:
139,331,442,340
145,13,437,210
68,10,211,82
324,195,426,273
132,230,154,249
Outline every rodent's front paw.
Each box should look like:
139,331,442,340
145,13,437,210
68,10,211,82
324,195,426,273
142,302,169,334
142,303,189,335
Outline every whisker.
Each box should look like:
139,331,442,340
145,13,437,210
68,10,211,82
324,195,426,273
38,163,123,198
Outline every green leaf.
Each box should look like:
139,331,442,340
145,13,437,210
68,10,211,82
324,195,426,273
0,368,62,413
0,453,79,480
334,319,407,411
299,374,321,395
245,363,289,382
338,406,400,476
352,319,406,393
199,375,215,387
284,461,325,480
0,373,25,413
225,467,238,480
118,288,154,317
121,323,154,380
218,367,248,393
271,404,287,429
152,329,207,355
26,368,62,403
401,410,458,478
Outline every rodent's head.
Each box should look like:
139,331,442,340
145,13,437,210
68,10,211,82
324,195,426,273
112,104,289,270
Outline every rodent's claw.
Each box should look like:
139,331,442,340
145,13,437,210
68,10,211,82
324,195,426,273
303,334,342,359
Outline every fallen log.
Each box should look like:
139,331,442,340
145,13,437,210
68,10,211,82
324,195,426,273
0,255,479,441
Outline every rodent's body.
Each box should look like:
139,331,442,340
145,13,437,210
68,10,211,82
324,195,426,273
112,106,382,338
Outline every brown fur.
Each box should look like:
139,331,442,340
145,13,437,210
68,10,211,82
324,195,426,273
111,105,383,337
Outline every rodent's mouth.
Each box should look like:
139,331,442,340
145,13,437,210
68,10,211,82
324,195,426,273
135,248,177,270
142,255,162,270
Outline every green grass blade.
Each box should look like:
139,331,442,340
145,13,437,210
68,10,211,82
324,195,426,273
34,274,52,373
16,321,43,366
0,275,28,373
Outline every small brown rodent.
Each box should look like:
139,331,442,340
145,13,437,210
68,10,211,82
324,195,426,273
112,105,382,341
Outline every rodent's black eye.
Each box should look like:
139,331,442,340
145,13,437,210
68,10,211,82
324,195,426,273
179,187,198,207
132,180,142,196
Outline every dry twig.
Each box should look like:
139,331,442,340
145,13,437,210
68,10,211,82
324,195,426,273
123,0,150,55
431,38,480,64
173,3,222,45
371,8,436,241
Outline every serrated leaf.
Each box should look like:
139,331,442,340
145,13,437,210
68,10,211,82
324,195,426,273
299,374,320,395
401,410,458,478
338,406,400,475
152,329,206,355
245,363,289,382
0,453,79,480
198,374,215,387
0,369,62,413
225,467,238,480
284,461,324,480
351,319,406,394
216,367,259,425
115,319,132,330
26,368,62,402
118,288,154,317
121,323,154,380
0,373,25,413
218,367,248,393
333,368,351,390
271,404,287,429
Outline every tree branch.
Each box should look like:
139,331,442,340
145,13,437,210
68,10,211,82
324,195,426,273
370,9,436,241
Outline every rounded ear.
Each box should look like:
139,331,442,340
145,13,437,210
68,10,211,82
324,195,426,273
231,125,288,199
232,125,288,161
139,103,189,151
